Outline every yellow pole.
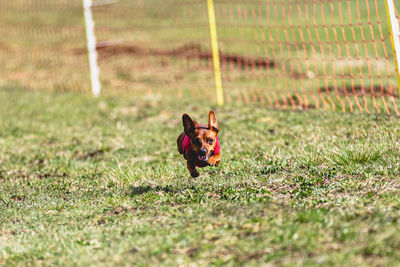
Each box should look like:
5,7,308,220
385,0,400,96
207,0,224,106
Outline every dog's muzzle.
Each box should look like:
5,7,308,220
197,150,213,162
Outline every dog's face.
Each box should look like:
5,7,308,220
182,111,219,162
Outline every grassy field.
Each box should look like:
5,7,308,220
1,1,400,265
1,85,400,266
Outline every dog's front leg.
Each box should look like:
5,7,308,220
208,151,221,167
187,161,199,178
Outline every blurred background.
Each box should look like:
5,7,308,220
0,0,399,114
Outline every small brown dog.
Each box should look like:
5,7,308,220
177,111,221,178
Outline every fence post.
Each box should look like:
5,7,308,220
207,0,224,106
83,0,101,97
386,0,400,95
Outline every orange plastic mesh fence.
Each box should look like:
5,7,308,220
0,0,399,115
213,0,400,114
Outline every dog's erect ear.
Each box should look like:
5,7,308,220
182,114,196,136
208,110,219,134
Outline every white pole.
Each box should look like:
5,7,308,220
386,0,400,93
83,0,101,97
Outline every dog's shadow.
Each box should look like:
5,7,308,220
128,185,179,196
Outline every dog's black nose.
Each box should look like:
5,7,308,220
199,148,207,156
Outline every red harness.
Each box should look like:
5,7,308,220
182,135,220,160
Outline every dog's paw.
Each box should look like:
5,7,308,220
191,170,200,178
208,157,220,167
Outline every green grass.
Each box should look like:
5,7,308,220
1,86,400,266
1,2,400,264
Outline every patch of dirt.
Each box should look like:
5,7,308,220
318,85,399,97
236,249,273,261
103,203,181,217
174,246,200,257
74,42,277,70
74,149,105,160
103,205,151,216
104,206,136,216
0,170,68,180
38,171,68,179
266,84,398,111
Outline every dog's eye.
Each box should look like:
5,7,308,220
209,139,214,143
